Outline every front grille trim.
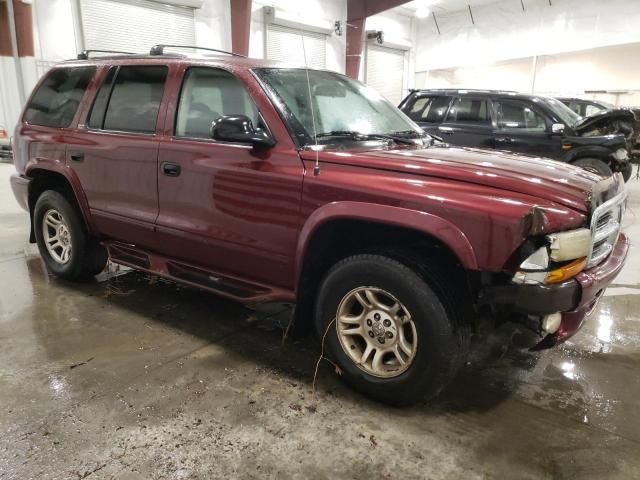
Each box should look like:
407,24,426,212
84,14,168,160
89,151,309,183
587,190,627,268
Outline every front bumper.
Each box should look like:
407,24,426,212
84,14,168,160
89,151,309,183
482,232,629,349
10,173,30,212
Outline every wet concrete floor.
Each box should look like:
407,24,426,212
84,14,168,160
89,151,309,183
1,161,640,479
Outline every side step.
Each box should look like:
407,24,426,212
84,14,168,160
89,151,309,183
104,241,294,304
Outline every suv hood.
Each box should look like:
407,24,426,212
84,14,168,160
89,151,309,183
309,145,606,213
574,108,636,135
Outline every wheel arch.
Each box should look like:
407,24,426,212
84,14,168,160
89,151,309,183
565,145,613,164
295,202,478,289
26,165,96,241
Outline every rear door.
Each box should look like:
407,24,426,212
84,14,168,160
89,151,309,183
436,96,494,148
402,94,452,136
492,98,556,158
69,64,169,245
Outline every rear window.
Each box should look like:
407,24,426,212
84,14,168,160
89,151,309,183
404,95,451,123
24,67,95,128
89,65,168,134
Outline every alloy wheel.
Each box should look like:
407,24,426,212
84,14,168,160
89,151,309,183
336,286,418,378
42,209,72,264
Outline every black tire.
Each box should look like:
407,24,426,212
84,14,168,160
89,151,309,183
573,157,613,177
619,162,633,182
33,190,107,280
314,254,468,406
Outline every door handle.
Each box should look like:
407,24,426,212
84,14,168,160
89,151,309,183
161,162,181,177
438,126,454,135
69,151,84,162
496,137,514,144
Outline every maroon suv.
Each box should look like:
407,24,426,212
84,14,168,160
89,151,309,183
9,48,629,405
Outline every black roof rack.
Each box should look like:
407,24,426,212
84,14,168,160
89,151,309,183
149,44,245,57
412,88,519,94
77,49,136,60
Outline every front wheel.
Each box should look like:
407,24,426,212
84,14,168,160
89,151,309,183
573,157,613,178
619,162,633,182
314,254,468,405
34,190,107,280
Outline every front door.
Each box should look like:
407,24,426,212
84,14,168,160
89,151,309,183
155,66,303,289
69,64,169,244
492,98,556,158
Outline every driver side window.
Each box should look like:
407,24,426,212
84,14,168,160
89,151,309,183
175,68,259,139
495,99,547,132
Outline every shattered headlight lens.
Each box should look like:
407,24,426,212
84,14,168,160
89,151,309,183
512,228,592,285
612,148,629,162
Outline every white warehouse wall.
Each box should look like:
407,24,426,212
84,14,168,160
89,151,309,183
414,0,640,106
414,0,640,71
248,0,347,73
365,8,416,94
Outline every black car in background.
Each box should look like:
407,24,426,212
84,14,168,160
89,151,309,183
558,97,640,161
557,97,614,117
399,89,633,181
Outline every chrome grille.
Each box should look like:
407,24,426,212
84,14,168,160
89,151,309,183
587,191,626,268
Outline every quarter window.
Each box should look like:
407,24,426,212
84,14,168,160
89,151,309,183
24,67,96,128
495,100,547,131
88,67,116,129
98,66,168,134
446,97,491,124
175,68,259,139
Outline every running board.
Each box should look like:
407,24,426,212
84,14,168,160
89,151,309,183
103,241,295,304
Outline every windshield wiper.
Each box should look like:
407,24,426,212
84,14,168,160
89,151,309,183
315,130,416,145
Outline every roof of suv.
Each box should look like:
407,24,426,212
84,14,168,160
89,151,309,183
405,88,560,104
55,52,305,70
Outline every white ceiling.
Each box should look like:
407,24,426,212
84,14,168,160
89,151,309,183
399,0,504,16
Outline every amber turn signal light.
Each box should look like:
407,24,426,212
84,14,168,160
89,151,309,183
545,257,587,284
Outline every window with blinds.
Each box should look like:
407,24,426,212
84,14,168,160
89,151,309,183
80,0,195,54
366,45,406,106
266,24,327,69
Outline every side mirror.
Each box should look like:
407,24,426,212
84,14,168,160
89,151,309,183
551,123,565,134
210,115,275,148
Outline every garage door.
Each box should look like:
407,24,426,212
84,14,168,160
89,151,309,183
80,0,195,54
366,45,405,105
266,24,327,69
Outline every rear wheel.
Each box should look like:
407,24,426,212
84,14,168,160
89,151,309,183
315,254,468,405
34,191,107,280
573,157,613,177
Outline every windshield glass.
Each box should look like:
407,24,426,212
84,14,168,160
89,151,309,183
541,97,582,127
255,68,423,147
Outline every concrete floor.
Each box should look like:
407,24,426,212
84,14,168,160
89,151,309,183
1,159,640,479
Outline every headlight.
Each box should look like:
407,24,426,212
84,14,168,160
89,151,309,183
512,228,592,285
612,148,629,162
547,228,591,262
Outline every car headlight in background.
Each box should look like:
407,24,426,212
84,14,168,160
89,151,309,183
611,148,629,162
512,228,591,285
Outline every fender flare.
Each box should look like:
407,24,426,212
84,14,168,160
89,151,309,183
294,201,478,285
25,160,98,236
565,145,614,163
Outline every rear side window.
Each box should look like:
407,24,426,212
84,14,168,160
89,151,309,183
90,65,168,134
446,97,491,124
175,67,259,139
24,67,95,128
405,95,451,123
